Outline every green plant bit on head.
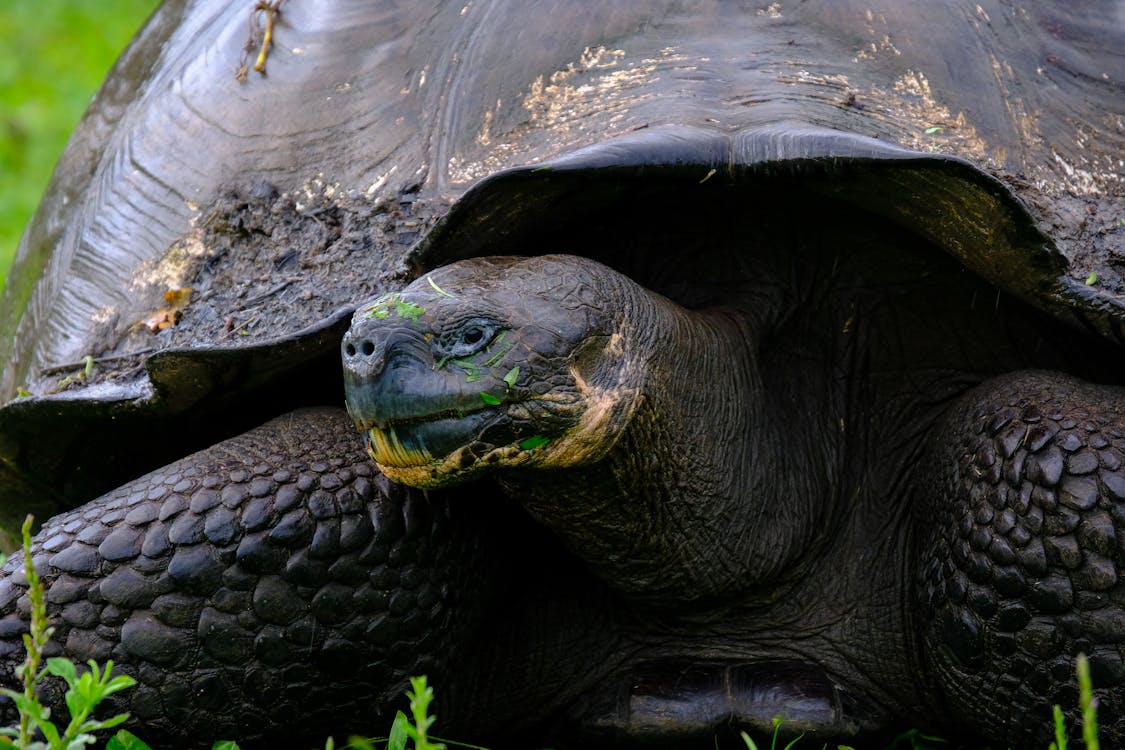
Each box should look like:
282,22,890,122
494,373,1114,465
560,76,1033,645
482,340,513,368
450,358,481,383
1085,271,1098,286
361,294,428,324
396,299,425,323
502,366,520,389
480,392,502,406
519,435,549,450
362,296,394,320
426,276,456,298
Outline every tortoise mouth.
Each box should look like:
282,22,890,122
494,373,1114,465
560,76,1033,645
364,408,501,468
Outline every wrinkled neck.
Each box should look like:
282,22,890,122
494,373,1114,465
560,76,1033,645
502,288,831,606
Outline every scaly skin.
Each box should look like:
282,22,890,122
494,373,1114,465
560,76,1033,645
917,371,1125,748
0,408,491,747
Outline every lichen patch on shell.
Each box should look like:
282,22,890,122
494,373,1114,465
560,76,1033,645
448,46,686,183
853,9,901,62
879,70,993,165
129,222,209,295
757,3,783,19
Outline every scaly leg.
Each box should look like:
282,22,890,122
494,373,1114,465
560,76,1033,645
917,371,1125,747
0,408,491,747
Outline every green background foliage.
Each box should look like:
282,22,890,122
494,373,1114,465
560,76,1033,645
0,0,159,294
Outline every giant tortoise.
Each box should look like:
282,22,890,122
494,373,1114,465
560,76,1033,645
1,1,1124,748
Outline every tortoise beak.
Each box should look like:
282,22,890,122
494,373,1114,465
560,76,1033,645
341,318,506,469
341,324,430,431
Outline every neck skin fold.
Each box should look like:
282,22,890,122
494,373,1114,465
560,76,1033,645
501,280,835,606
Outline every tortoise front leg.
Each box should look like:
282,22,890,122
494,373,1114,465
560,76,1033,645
0,408,491,748
917,371,1125,748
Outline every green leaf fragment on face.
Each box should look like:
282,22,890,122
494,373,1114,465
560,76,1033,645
924,126,943,135
483,339,513,367
451,359,481,382
395,299,425,322
363,298,392,319
502,366,520,388
480,392,502,405
519,435,549,450
1086,270,1098,286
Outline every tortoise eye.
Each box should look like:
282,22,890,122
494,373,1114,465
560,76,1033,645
445,321,499,357
462,327,486,346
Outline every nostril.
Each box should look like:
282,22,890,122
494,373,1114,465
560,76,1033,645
345,343,357,357
361,340,376,356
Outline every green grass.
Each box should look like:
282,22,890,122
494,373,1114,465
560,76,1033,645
0,518,136,749
0,0,158,294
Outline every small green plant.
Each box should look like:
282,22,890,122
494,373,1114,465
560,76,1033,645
1049,652,1100,750
104,731,154,750
738,720,804,750
738,714,947,750
0,517,136,750
884,728,945,750
348,675,496,750
387,676,444,750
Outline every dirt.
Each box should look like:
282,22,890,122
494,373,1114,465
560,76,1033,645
41,183,449,393
1012,178,1122,278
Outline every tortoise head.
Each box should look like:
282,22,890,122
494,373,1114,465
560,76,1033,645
342,254,645,487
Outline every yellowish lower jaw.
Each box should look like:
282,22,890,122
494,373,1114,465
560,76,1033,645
365,426,434,468
365,425,541,489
